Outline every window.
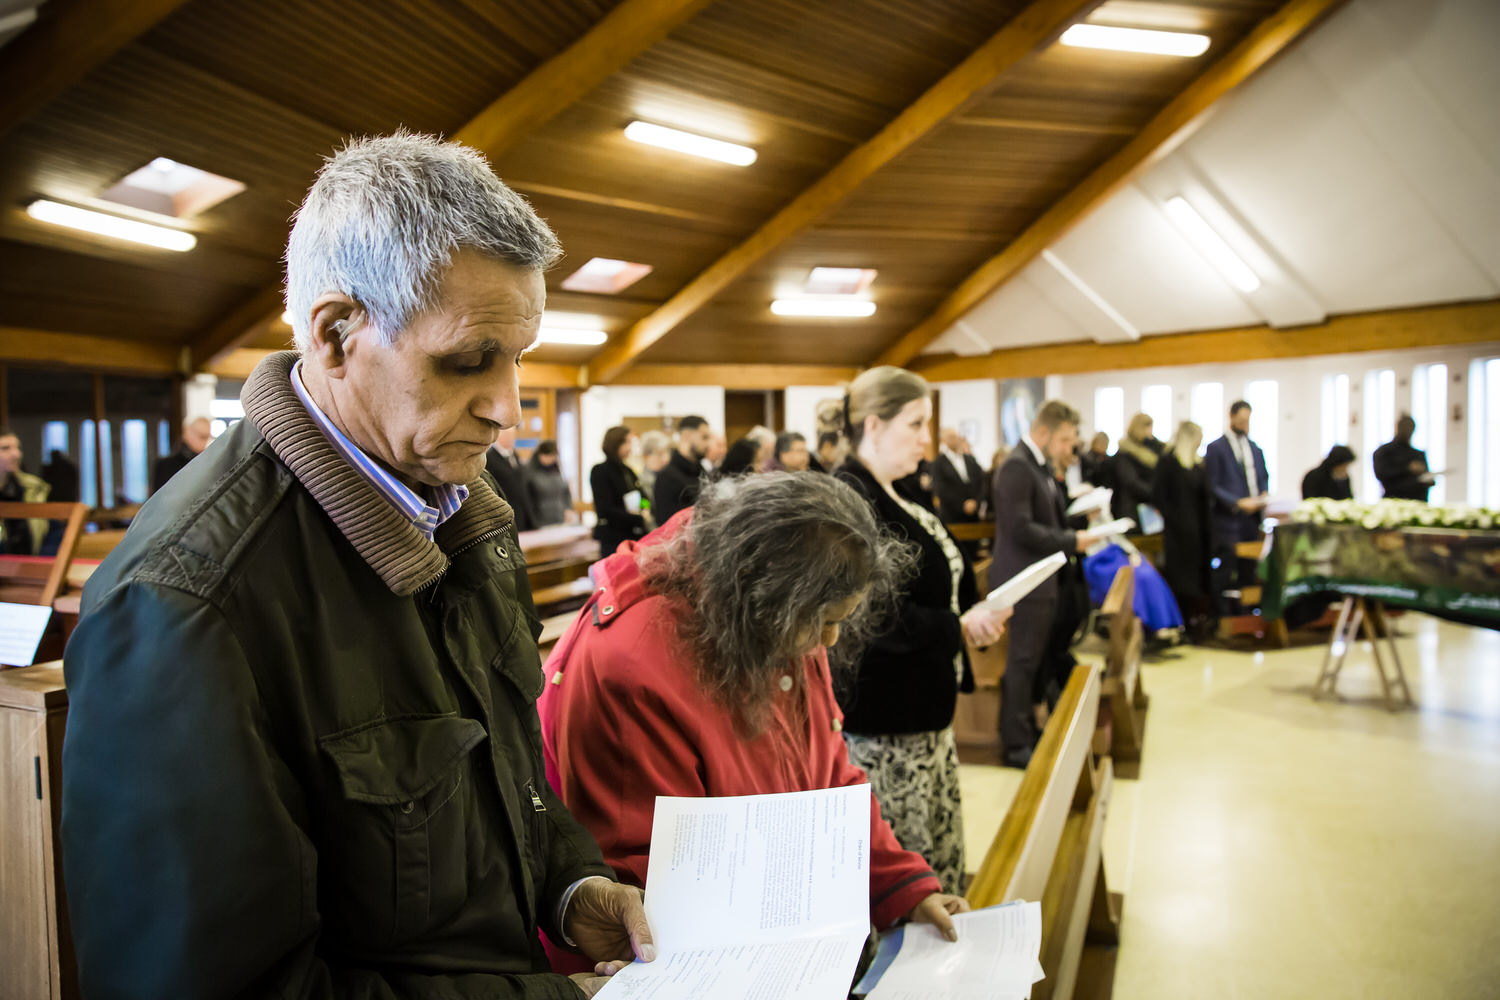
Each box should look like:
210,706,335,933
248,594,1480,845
81,420,97,508
1093,387,1125,451
1141,384,1173,440
42,421,69,460
1191,382,1223,448
98,421,114,507
1245,380,1278,494
1411,364,1448,504
1319,374,1350,458
1363,368,1396,501
158,420,171,458
123,419,149,504
1468,358,1500,508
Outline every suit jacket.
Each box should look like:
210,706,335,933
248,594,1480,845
989,444,1075,601
651,450,702,525
1205,434,1268,545
484,449,535,532
932,451,987,522
588,459,646,556
1372,440,1429,501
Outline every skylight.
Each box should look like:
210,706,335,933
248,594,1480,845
99,157,246,219
560,257,653,294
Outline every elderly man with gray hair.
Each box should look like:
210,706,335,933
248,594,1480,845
62,133,652,999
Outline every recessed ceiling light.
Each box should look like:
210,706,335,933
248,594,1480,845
624,121,757,166
100,157,246,219
1164,196,1261,293
1060,23,1210,57
560,256,653,294
771,297,877,318
26,200,196,251
806,267,877,296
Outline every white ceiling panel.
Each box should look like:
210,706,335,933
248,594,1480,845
1048,183,1264,334
924,0,1500,357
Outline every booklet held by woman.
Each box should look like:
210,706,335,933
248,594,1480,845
975,551,1067,614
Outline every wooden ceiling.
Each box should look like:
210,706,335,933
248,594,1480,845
0,0,1332,381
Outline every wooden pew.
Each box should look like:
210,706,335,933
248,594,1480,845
0,504,90,664
1218,535,1289,647
1096,564,1150,765
967,663,1118,1000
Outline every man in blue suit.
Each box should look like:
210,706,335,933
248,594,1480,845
1205,400,1269,613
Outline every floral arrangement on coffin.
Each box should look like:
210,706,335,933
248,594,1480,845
1292,497,1500,531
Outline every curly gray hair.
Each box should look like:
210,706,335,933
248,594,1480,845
640,471,914,734
284,130,561,351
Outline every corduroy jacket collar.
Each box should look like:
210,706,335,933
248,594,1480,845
241,350,513,596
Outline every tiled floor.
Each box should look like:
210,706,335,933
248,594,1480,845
958,615,1500,1000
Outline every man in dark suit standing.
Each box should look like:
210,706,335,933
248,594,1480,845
652,415,710,523
1205,400,1269,613
150,416,213,495
484,426,534,531
933,427,988,560
1373,414,1432,501
990,400,1095,768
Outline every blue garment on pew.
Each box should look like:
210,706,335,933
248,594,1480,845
1084,543,1184,632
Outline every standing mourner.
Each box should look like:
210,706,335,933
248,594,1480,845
526,440,573,527
991,401,1095,766
1205,400,1269,612
834,366,1009,894
150,416,213,495
485,425,536,531
0,429,50,555
1373,415,1432,501
652,416,710,523
1108,413,1162,522
1151,421,1217,641
932,428,988,536
590,426,647,557
62,133,652,999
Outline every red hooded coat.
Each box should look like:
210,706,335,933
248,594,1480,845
538,510,942,951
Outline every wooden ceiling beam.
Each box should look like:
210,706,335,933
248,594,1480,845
874,0,1350,370
0,327,181,375
0,0,191,137
188,0,712,371
908,300,1500,382
616,363,859,389
187,286,287,372
585,0,1104,385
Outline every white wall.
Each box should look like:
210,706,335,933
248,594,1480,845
783,385,845,441
578,385,725,502
932,380,1001,466
1055,341,1499,502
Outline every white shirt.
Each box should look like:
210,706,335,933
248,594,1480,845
1230,432,1260,495
1021,433,1047,469
940,446,969,484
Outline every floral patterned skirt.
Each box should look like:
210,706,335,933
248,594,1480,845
843,726,966,895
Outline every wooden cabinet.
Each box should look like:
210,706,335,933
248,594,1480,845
0,663,76,1000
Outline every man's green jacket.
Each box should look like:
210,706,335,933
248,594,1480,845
62,352,613,998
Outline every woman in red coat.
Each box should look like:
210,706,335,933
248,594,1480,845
539,472,968,967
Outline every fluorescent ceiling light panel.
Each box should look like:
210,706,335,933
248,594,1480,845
560,256,653,294
1164,196,1261,293
27,200,196,251
537,328,608,346
806,267,877,295
771,297,877,318
1060,23,1210,57
624,121,757,166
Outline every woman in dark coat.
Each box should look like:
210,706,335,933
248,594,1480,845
589,425,646,557
1109,413,1163,521
525,440,573,527
1151,420,1216,641
1302,445,1356,501
833,366,1010,894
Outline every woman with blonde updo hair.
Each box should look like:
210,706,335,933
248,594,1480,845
832,366,1010,893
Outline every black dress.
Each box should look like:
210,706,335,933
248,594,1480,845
1151,453,1214,610
589,459,647,557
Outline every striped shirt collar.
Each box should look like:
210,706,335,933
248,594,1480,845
290,361,468,541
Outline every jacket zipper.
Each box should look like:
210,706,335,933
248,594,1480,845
416,522,515,603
